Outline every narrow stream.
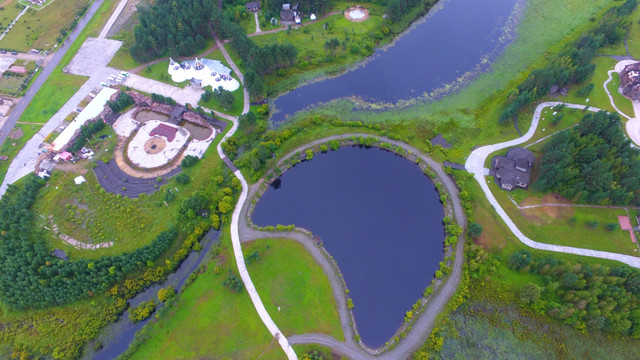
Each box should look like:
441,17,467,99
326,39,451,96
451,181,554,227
85,230,221,360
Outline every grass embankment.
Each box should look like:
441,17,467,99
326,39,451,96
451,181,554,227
126,238,342,359
625,7,640,58
0,0,89,52
139,61,187,88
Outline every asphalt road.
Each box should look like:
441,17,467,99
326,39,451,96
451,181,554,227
0,0,106,150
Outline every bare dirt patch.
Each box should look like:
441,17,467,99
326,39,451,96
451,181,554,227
8,128,22,139
144,137,166,154
344,6,370,22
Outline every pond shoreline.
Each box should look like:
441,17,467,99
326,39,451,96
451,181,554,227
239,134,467,358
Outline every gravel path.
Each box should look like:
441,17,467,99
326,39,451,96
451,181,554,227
238,134,467,359
214,38,297,360
465,101,640,268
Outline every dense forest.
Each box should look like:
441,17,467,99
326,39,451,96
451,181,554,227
535,111,640,205
508,250,640,338
500,0,637,123
0,177,177,310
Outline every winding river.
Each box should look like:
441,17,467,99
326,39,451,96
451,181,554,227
271,0,520,123
252,147,445,347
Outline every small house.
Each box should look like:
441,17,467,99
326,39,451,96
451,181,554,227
51,249,68,260
245,1,260,12
490,147,535,191
280,10,294,23
8,65,27,75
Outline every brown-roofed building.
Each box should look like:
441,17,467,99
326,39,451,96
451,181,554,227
280,10,294,22
491,147,536,191
150,123,178,142
620,62,640,101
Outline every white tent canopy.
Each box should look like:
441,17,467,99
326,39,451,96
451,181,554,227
168,58,240,91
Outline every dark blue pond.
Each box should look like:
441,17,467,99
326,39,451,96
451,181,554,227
252,147,445,347
271,0,519,123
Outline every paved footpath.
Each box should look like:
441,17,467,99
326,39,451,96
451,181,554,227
465,101,640,268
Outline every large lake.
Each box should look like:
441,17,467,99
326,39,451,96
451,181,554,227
252,147,445,347
271,0,519,123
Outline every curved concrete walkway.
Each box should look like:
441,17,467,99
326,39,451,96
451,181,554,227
606,59,640,147
239,134,467,360
465,101,640,268
214,39,297,360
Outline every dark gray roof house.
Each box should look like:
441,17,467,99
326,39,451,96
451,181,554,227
169,105,186,124
620,62,640,101
246,1,260,12
491,147,536,191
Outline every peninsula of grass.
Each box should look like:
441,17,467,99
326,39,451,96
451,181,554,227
126,237,342,359
606,72,636,118
0,0,90,52
139,61,187,88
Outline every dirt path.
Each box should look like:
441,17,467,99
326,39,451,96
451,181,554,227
237,134,467,360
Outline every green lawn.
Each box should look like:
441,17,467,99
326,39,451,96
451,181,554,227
127,237,342,359
0,122,41,180
244,238,343,340
0,0,89,51
107,30,141,71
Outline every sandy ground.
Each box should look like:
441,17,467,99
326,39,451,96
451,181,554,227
114,136,184,178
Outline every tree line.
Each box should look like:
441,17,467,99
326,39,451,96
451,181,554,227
0,176,177,310
509,250,640,337
68,119,104,153
499,0,638,123
535,111,640,205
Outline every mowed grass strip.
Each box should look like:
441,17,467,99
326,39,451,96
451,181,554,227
0,122,42,181
0,0,90,52
128,238,342,359
489,181,640,257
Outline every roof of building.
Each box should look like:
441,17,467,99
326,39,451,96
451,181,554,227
170,105,185,119
150,123,178,142
193,58,205,71
51,249,68,260
506,147,536,165
246,1,260,8
60,151,73,160
8,65,27,74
